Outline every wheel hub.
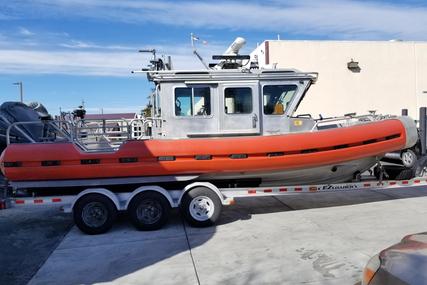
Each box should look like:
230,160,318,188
82,202,108,228
401,150,416,168
136,200,162,225
189,196,214,221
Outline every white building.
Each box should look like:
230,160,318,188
250,40,427,119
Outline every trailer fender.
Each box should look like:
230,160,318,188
178,182,230,206
125,186,175,209
70,188,121,212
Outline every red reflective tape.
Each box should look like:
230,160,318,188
52,198,62,202
389,181,397,185
402,181,409,185
248,190,256,194
363,183,371,187
15,200,25,204
279,188,287,192
414,180,420,184
34,199,43,204
294,187,302,192
264,189,272,193
309,186,317,192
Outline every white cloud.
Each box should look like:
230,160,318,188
0,24,228,76
6,0,427,40
59,40,137,51
2,0,426,76
0,47,216,76
18,27,35,36
0,49,143,76
59,40,94,49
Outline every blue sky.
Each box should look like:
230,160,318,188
1,0,427,114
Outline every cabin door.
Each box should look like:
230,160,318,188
220,83,260,135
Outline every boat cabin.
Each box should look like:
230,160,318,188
147,69,318,139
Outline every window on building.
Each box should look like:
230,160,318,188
224,87,252,114
263,85,298,115
175,87,211,116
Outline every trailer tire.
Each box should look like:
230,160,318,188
128,191,170,231
73,194,117,235
181,187,222,227
377,165,416,180
395,167,416,180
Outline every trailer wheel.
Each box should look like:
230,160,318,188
395,167,416,180
181,187,222,227
73,194,117,235
128,192,170,231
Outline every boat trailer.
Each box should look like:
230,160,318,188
1,173,427,234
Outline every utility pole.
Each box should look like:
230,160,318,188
13,82,24,103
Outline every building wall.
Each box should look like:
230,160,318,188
251,40,427,119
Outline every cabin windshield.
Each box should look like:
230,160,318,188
263,84,298,115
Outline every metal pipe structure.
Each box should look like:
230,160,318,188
13,82,23,103
419,107,426,156
190,33,209,70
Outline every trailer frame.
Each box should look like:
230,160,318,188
2,174,427,234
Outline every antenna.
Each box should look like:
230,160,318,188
191,33,209,70
213,37,247,70
139,49,156,61
139,49,167,71
166,55,173,70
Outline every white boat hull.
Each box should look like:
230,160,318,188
199,157,377,186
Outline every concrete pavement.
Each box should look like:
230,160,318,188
27,187,427,284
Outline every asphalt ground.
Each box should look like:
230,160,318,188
0,206,73,285
3,186,423,285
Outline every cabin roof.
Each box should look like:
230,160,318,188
146,68,318,83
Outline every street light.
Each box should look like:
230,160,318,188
13,81,24,103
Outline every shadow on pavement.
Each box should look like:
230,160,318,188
0,206,73,285
23,186,427,284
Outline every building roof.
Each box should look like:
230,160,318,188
84,113,137,120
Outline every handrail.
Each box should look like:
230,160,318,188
310,114,379,132
6,120,74,145
3,118,153,153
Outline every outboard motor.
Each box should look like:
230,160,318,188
27,101,50,119
0,102,50,152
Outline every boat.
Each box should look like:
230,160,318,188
0,37,419,187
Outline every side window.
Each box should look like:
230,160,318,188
175,87,211,117
263,85,298,115
175,88,192,116
224,87,252,114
